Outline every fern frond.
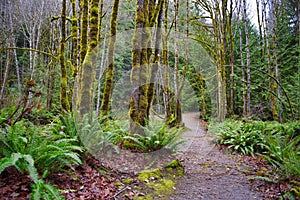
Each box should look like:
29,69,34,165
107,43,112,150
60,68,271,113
43,182,65,200
0,157,13,174
23,154,39,183
31,180,44,200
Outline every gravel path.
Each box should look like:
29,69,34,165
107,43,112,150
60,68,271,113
170,113,262,200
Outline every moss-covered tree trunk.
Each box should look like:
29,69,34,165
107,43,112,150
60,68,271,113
270,0,281,122
77,0,99,114
243,0,251,117
101,0,120,117
69,0,79,110
173,0,182,126
130,0,152,133
228,0,235,116
79,0,88,65
146,0,164,118
162,0,171,123
60,0,70,111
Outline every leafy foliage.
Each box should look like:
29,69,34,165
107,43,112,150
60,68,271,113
215,120,266,156
214,120,300,180
0,120,83,176
0,153,64,199
75,113,123,155
123,120,185,152
51,112,78,138
261,125,300,179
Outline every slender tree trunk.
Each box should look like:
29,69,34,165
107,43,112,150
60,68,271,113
270,0,281,122
60,0,70,111
228,0,235,116
130,0,152,133
147,0,164,118
173,0,182,126
256,0,263,58
77,0,100,115
101,0,120,117
0,51,10,105
263,0,275,119
243,0,251,116
96,24,108,116
70,0,79,77
162,0,171,122
79,0,88,65
239,28,246,116
7,1,21,96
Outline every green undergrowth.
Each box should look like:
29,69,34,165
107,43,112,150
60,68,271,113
210,119,300,198
76,112,185,154
0,114,83,199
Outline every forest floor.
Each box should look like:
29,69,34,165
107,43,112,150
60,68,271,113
0,113,289,199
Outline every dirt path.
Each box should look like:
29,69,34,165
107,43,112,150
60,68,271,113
170,113,262,200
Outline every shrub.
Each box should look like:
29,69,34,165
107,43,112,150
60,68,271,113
216,120,266,156
261,124,300,179
123,120,185,152
0,153,64,199
0,120,83,177
75,113,121,155
215,119,300,180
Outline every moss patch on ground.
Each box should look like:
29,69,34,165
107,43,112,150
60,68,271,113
134,159,184,199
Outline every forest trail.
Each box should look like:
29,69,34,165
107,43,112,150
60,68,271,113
170,113,262,200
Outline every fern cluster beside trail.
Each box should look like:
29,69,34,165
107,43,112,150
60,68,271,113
0,115,83,199
211,120,300,198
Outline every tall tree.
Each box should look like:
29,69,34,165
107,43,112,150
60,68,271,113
173,0,182,126
101,0,120,117
243,0,251,116
129,0,162,132
162,0,171,123
59,0,70,111
77,0,100,114
194,0,231,121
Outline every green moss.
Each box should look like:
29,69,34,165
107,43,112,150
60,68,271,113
133,194,153,200
113,181,123,186
164,159,184,176
123,178,134,184
138,168,161,182
90,7,98,15
152,179,174,195
137,167,177,197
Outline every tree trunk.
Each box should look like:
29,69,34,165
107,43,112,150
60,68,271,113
129,0,153,133
0,51,10,106
77,0,99,115
173,0,182,126
270,0,281,122
101,0,120,117
162,0,171,123
228,0,235,116
243,0,251,117
147,0,164,118
239,28,246,116
60,0,70,111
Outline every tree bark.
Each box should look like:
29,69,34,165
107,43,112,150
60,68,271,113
77,0,99,115
101,0,120,117
243,0,251,117
60,0,71,111
162,0,171,123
